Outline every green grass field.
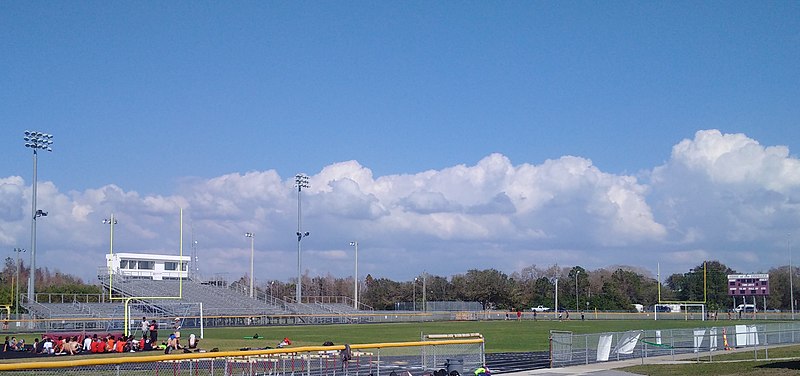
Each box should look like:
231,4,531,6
186,318,762,353
622,360,800,376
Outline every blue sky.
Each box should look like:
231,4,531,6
1,2,799,285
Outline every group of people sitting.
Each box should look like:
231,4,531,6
2,331,199,356
29,334,152,355
2,336,27,352
85,334,153,354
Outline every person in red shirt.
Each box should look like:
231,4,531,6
115,336,126,353
91,338,103,353
93,337,108,354
53,336,64,354
106,336,115,353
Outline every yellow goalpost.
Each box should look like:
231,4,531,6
656,261,708,319
105,209,186,336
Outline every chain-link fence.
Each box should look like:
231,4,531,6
550,321,800,367
0,338,484,376
7,307,800,335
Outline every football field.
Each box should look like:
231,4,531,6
191,318,755,353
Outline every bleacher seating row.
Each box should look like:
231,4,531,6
22,276,373,326
103,278,292,317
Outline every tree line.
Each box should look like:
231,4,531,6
228,260,797,311
2,257,796,312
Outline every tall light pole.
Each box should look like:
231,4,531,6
413,277,418,311
270,281,274,302
245,232,255,298
349,241,359,310
23,130,53,306
13,248,25,316
790,234,795,319
422,272,427,312
575,270,580,311
551,276,559,318
295,174,310,303
102,214,117,298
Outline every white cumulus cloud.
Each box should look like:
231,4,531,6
2,129,799,283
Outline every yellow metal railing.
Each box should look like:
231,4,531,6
0,338,485,373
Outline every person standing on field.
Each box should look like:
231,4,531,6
149,319,158,343
141,317,149,336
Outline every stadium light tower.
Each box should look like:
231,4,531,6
790,233,795,320
413,277,418,311
103,214,118,297
23,130,53,306
245,232,255,298
269,281,274,301
551,276,559,318
575,270,580,311
350,241,359,310
295,174,310,303
13,248,26,316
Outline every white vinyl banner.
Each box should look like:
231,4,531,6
693,329,706,353
735,325,748,347
613,331,641,355
748,325,759,346
709,327,718,351
597,334,613,361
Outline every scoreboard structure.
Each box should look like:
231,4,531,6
727,274,770,296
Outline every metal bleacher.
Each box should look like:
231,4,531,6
21,270,372,330
99,277,293,317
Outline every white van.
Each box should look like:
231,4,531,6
734,304,757,313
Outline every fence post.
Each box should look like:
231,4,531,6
670,329,675,360
585,335,589,365
432,343,437,372
641,338,645,365
481,340,486,368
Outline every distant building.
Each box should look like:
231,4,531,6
105,252,189,280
